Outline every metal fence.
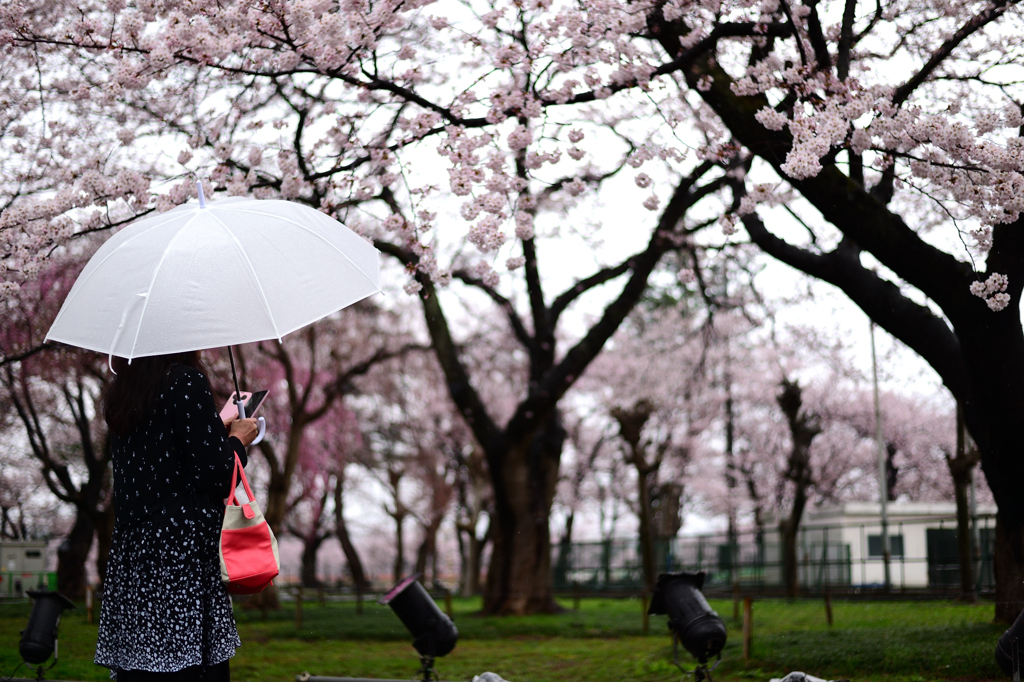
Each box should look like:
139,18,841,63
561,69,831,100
553,514,997,595
0,571,56,597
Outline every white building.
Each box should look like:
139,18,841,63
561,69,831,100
0,539,52,596
761,501,996,590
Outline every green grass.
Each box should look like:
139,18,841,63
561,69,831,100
0,597,1006,682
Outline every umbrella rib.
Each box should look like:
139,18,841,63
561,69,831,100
208,211,284,341
46,210,191,339
221,206,380,294
125,216,196,359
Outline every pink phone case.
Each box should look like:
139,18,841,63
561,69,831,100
220,392,252,422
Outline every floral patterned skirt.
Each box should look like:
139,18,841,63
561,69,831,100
95,500,240,678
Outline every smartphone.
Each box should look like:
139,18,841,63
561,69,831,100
220,390,269,421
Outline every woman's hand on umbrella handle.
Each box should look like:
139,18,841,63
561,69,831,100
251,417,266,446
229,418,260,447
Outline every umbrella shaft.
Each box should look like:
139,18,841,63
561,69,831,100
228,346,243,409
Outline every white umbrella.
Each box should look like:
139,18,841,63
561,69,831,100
46,183,381,440
47,185,380,360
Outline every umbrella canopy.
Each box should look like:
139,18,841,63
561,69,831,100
46,192,381,360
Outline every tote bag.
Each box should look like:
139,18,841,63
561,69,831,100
220,453,280,594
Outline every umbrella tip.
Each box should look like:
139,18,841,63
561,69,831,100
197,180,206,209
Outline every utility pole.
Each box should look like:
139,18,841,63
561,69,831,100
967,413,979,593
870,322,891,591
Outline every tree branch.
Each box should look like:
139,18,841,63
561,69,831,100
892,0,1014,107
739,207,969,399
369,249,502,451
682,52,977,312
451,267,533,349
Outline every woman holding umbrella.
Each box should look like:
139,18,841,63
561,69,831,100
43,183,381,681
95,351,259,682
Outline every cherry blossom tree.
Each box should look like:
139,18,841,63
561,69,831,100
200,302,421,607
576,299,724,592
353,349,464,587
357,388,419,584
7,0,1024,616
284,413,362,588
0,258,113,598
206,302,422,538
411,447,458,588
553,413,608,586
774,378,822,597
632,0,1024,620
0,0,741,614
0,450,62,540
286,467,334,588
407,388,468,589
1,350,113,599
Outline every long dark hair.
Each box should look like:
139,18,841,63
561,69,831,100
103,351,208,435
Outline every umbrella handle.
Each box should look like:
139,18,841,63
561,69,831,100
252,417,266,446
235,398,267,446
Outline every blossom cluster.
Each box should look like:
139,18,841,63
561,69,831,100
13,0,1011,308
0,0,713,297
735,41,1024,248
970,273,1011,312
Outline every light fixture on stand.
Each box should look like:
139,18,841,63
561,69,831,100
379,575,458,682
996,607,1024,679
19,590,75,680
648,571,728,682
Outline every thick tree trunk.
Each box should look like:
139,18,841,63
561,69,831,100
777,380,820,600
334,484,370,590
57,512,94,600
612,402,658,594
553,512,574,590
636,472,657,594
781,485,808,599
947,404,979,602
300,535,326,587
482,418,564,615
333,473,370,590
885,442,899,502
414,520,440,584
953,474,975,602
995,518,1024,622
459,521,487,597
393,512,407,584
959,294,1024,622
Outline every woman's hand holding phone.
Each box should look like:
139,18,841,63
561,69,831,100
220,390,268,446
220,390,267,425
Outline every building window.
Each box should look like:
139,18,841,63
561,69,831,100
867,534,904,557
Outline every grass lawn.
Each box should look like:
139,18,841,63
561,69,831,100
0,596,1007,682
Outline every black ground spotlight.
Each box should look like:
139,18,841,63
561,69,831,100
19,590,75,679
996,605,1024,678
648,571,727,682
379,575,457,681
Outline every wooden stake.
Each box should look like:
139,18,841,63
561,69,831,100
732,581,740,622
296,586,303,630
641,592,650,634
742,597,753,661
824,592,833,627
444,590,454,620
85,584,93,625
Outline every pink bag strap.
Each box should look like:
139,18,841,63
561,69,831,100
227,452,257,508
